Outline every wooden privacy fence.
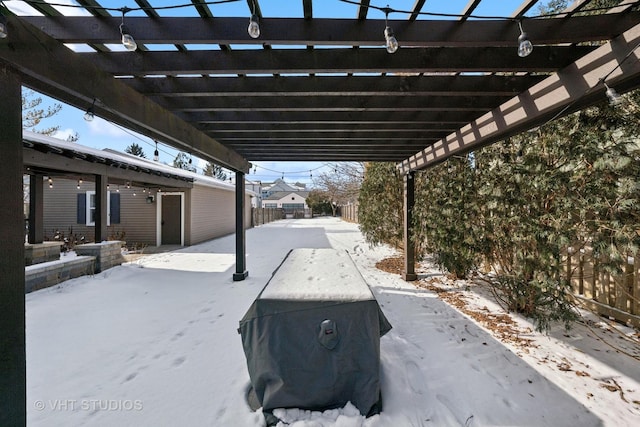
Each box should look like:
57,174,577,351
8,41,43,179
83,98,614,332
564,248,640,328
339,204,358,223
251,208,284,227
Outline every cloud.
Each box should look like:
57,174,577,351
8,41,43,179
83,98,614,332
53,128,78,141
86,117,136,139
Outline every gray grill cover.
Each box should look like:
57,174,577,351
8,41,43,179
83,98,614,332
239,249,392,418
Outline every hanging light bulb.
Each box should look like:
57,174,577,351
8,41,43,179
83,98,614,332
48,177,53,189
119,8,137,52
84,98,96,122
382,6,398,54
383,7,398,54
126,181,131,189
153,141,159,162
0,15,8,39
517,21,533,58
603,82,622,106
384,27,398,54
77,180,81,189
248,14,260,39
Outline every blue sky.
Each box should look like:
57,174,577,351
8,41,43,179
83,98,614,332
11,0,535,185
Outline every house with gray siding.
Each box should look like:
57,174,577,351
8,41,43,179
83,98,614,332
25,131,253,249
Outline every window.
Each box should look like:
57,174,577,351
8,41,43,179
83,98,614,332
77,191,120,226
87,191,108,226
281,203,305,214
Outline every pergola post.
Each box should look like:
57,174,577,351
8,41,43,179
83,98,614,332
28,174,44,244
94,174,108,242
403,171,417,281
0,64,27,426
233,171,249,281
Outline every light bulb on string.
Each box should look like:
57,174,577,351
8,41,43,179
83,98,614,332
84,98,96,122
153,141,159,162
0,14,8,39
383,6,398,54
119,8,137,52
248,14,260,39
517,21,533,58
603,82,622,106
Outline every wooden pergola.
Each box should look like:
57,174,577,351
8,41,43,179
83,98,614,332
1,0,640,423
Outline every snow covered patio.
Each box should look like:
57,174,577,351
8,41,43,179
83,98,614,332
27,217,640,426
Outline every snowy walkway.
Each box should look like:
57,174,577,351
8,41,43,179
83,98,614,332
26,217,639,426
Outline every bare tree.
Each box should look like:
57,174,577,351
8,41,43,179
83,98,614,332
312,162,365,216
22,89,62,136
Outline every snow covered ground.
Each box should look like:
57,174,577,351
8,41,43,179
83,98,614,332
26,217,640,426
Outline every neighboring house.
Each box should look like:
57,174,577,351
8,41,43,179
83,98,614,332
24,131,254,248
260,178,306,200
262,191,310,217
245,179,263,208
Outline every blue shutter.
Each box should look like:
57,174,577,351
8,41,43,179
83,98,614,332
110,192,120,224
77,193,86,224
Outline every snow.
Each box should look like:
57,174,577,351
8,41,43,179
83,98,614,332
259,248,374,301
26,217,640,426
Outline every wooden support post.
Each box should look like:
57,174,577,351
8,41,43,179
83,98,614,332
28,174,44,244
403,171,417,281
0,64,27,426
233,171,248,281
94,174,108,242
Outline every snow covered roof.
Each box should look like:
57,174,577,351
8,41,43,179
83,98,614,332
23,131,256,195
263,191,310,201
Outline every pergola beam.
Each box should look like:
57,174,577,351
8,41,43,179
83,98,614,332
162,95,504,112
0,16,250,173
182,110,481,123
123,75,546,97
399,22,640,173
21,14,639,46
81,46,595,76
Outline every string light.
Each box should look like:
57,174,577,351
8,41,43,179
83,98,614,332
383,6,398,54
603,82,622,106
153,141,159,161
119,8,137,52
48,177,53,188
517,21,533,58
83,98,96,122
0,13,8,39
3,0,624,22
248,4,260,39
